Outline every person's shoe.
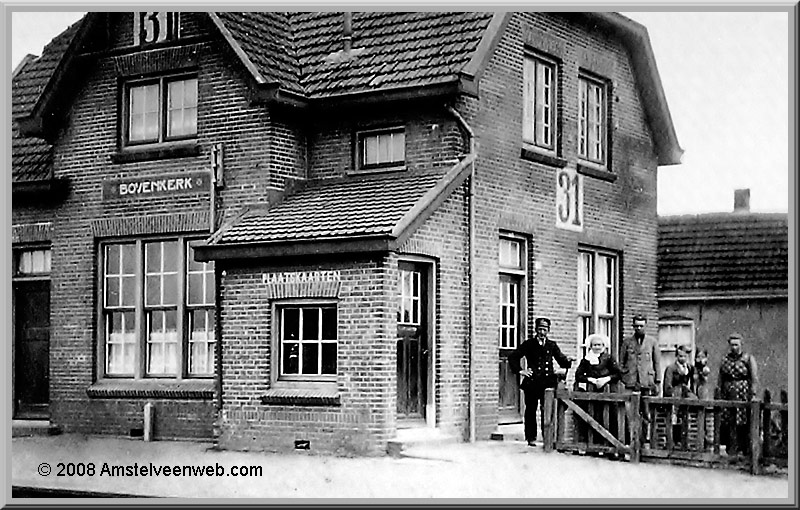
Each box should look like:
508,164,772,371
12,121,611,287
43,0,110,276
527,440,538,447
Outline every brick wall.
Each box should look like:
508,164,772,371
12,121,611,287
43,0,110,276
459,12,660,438
216,257,396,455
41,12,305,440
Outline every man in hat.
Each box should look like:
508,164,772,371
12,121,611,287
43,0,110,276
509,317,574,446
620,313,661,444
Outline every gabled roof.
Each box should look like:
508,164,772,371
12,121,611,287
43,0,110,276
13,12,681,165
195,155,475,261
658,213,788,300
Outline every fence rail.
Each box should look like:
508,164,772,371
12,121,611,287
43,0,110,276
542,387,788,474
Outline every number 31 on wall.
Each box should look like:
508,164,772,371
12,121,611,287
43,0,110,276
133,12,180,46
555,168,583,232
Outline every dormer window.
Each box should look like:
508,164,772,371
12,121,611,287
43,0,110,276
356,127,405,171
124,76,197,147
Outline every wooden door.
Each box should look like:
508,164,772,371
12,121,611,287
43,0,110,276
397,262,428,423
14,280,50,418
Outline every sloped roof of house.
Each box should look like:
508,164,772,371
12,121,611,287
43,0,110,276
658,213,788,299
197,155,475,260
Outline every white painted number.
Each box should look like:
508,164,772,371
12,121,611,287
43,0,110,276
556,168,583,231
134,12,179,45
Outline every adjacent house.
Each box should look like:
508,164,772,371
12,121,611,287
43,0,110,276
657,189,788,395
11,11,681,454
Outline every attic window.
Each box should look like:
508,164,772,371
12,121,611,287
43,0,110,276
123,75,197,146
356,128,406,172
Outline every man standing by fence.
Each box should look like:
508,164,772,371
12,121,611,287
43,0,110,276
620,314,661,445
509,317,574,447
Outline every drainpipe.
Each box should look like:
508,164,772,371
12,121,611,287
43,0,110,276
447,105,476,443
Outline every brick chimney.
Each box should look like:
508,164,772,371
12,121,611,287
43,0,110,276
343,12,353,54
733,188,750,213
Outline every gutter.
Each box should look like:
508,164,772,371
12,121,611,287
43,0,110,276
447,105,477,443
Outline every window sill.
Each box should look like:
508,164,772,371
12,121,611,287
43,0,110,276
347,165,407,176
86,379,214,399
111,142,201,164
520,147,567,168
260,388,341,407
577,162,617,183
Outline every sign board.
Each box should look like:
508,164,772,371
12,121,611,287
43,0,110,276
263,271,342,284
133,12,180,46
102,171,211,201
555,167,583,232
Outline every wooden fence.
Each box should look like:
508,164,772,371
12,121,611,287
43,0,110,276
542,388,789,474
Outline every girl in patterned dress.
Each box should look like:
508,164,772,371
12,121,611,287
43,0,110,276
718,333,759,455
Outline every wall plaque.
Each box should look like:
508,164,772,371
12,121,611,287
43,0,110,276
102,171,211,201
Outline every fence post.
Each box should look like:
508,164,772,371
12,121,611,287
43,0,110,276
628,392,641,463
750,398,762,475
762,389,772,458
781,390,789,450
543,388,555,452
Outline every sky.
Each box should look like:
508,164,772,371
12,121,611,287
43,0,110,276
7,9,792,216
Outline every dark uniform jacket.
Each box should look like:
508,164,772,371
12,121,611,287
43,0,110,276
509,338,572,391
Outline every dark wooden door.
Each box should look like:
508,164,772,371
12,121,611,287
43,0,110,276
498,275,522,423
14,280,50,418
397,262,428,422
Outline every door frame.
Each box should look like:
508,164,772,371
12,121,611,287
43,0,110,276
12,276,52,419
397,255,436,428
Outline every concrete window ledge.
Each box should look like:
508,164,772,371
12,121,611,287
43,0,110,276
86,380,214,399
260,388,341,406
111,143,201,164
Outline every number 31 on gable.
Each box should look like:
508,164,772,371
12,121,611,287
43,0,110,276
555,168,583,232
133,13,180,46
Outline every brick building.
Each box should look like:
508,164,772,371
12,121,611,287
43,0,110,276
657,190,788,395
11,12,681,454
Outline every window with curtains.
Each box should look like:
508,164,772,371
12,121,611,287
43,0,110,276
101,237,215,378
499,235,526,349
123,75,197,147
578,74,608,166
577,248,618,354
356,127,406,171
522,52,559,154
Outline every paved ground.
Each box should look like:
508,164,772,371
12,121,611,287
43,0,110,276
10,433,791,501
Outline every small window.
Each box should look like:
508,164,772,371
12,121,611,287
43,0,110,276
278,304,338,378
578,74,607,166
498,235,526,350
125,76,197,146
15,248,51,275
577,248,618,355
357,128,405,171
523,52,558,153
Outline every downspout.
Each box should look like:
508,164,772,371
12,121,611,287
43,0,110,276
447,105,476,443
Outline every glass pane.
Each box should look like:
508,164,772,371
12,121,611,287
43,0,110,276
121,244,136,274
121,275,135,307
321,343,336,374
168,80,184,110
146,275,161,306
283,308,299,341
302,308,320,340
282,343,299,374
162,273,177,305
301,343,319,375
146,242,161,273
162,241,178,272
204,272,214,304
321,308,337,340
392,131,405,162
106,278,120,307
364,136,378,165
188,273,204,305
106,245,120,274
377,133,391,163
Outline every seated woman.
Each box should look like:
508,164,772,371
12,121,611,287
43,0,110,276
573,334,621,453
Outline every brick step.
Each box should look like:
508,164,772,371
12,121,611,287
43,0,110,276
386,427,459,457
12,420,61,438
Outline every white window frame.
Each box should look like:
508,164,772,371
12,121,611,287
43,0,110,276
578,74,608,167
15,248,52,276
499,234,527,350
577,248,618,356
399,268,422,326
273,301,338,382
523,52,558,153
657,320,696,368
98,237,215,379
356,127,406,172
123,75,198,147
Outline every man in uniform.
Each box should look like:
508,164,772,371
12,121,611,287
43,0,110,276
509,317,574,446
620,313,661,444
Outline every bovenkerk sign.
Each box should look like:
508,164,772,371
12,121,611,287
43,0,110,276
102,171,211,201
